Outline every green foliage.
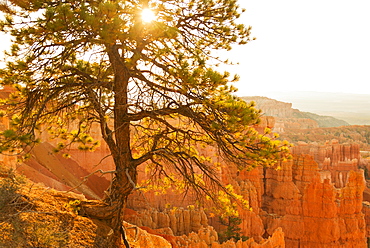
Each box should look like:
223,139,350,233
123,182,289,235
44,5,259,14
0,207,69,248
361,165,370,180
203,184,251,218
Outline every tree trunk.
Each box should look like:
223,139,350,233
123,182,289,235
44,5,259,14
78,167,137,248
105,44,135,247
106,167,137,247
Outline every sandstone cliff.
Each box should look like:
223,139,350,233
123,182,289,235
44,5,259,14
291,140,361,188
124,152,367,247
242,96,294,118
242,96,349,130
262,155,366,247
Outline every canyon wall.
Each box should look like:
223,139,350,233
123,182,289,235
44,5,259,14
242,96,294,118
291,140,360,188
124,152,367,247
262,155,366,247
243,96,350,131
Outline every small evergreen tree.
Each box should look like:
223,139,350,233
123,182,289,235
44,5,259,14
218,216,248,243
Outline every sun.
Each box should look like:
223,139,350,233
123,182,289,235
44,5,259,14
141,8,156,23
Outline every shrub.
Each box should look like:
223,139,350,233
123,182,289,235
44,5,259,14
0,168,25,211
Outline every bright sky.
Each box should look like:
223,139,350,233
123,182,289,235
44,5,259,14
227,0,370,96
1,1,369,96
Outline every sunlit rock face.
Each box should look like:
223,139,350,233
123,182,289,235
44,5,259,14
124,148,367,247
291,140,361,188
262,155,366,247
205,152,366,247
242,96,294,118
123,117,368,247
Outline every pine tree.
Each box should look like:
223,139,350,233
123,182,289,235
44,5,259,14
0,0,290,247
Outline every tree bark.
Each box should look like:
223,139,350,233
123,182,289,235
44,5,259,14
106,167,137,247
104,44,136,247
79,167,137,247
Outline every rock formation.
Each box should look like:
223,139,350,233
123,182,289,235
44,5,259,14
274,118,319,133
124,221,173,248
125,153,367,247
291,140,361,188
242,96,294,118
136,224,285,248
242,96,349,129
173,226,285,248
124,208,208,236
262,155,366,247
16,142,110,200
